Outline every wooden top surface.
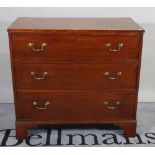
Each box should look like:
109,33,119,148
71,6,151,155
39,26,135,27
8,17,144,32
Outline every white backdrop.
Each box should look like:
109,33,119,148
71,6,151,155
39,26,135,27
0,7,155,103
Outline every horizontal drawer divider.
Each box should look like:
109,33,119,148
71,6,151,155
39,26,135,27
16,89,138,93
14,60,139,64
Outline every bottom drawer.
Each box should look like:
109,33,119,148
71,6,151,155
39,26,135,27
16,91,137,121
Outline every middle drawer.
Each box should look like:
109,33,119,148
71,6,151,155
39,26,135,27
15,63,137,90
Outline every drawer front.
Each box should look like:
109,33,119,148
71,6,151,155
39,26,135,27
16,91,136,121
15,63,137,90
12,35,140,63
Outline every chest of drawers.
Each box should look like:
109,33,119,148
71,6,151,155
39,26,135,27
8,17,144,139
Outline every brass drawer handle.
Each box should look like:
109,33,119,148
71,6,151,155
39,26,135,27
104,72,122,80
30,71,48,80
105,43,123,52
28,43,47,52
104,101,120,109
33,101,50,110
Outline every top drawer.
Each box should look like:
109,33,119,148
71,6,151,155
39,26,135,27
12,34,140,63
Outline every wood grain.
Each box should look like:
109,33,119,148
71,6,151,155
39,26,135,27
8,17,144,32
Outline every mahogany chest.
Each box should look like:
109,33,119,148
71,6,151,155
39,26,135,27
8,17,144,139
